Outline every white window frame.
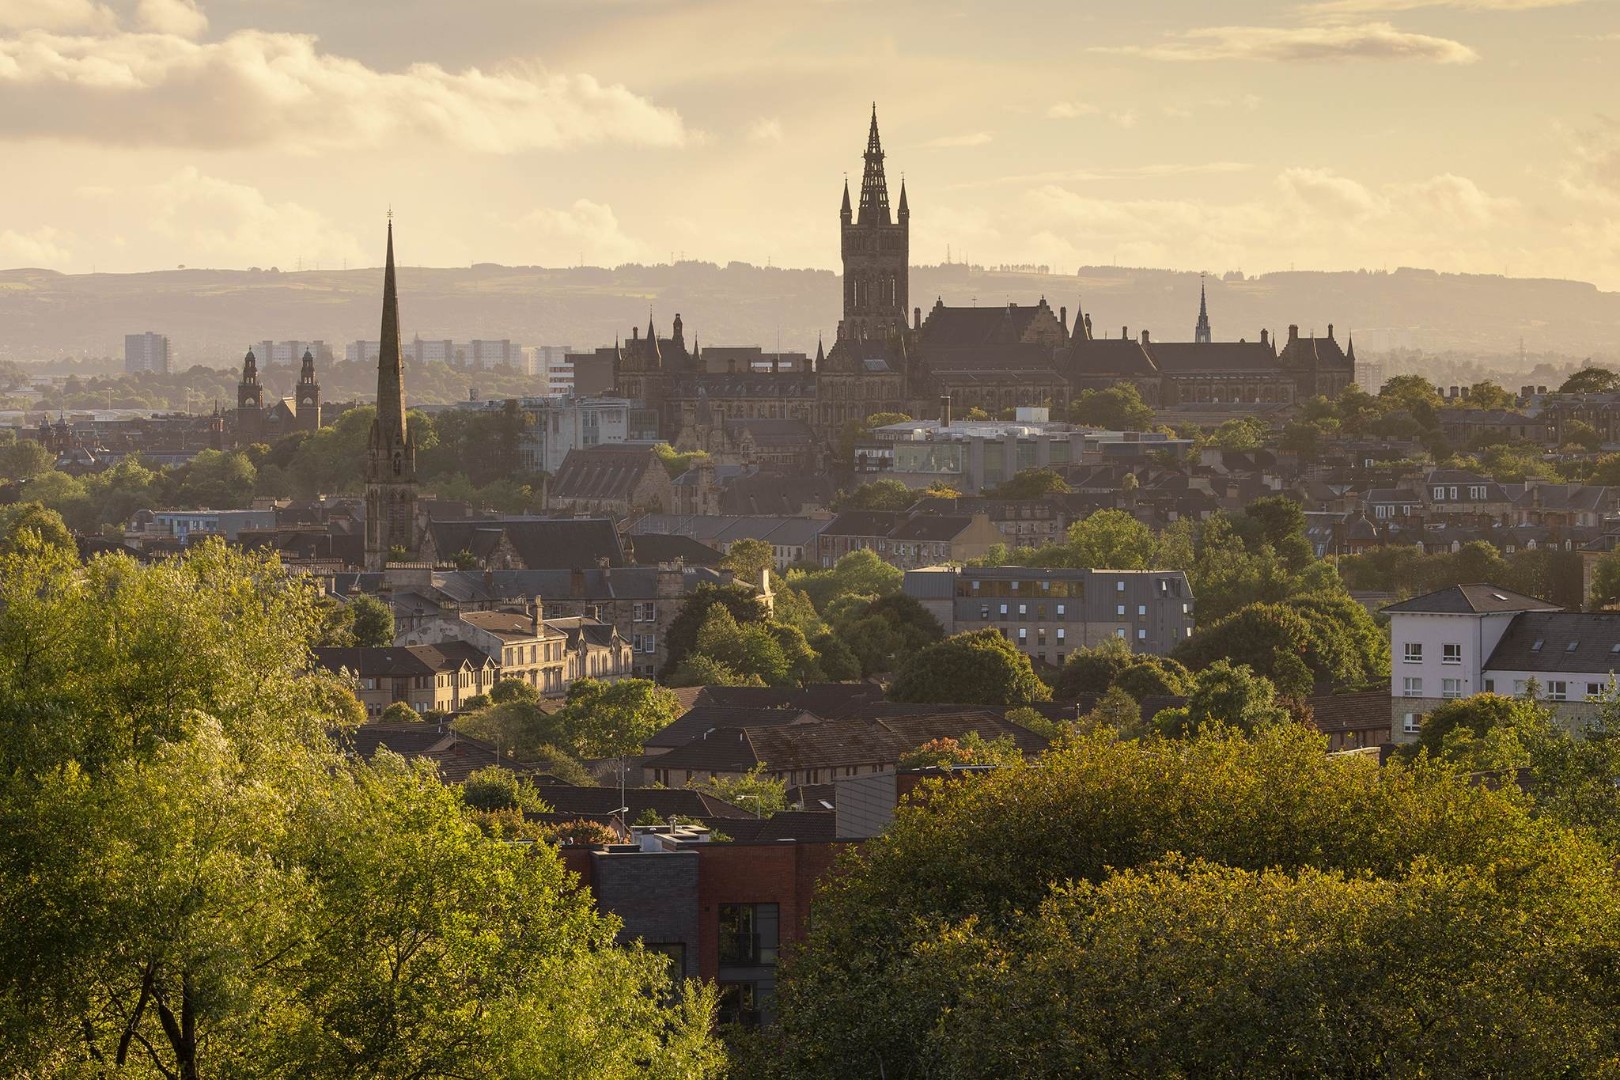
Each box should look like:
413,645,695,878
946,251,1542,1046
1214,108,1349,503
1442,643,1461,665
1403,642,1422,664
1403,677,1423,697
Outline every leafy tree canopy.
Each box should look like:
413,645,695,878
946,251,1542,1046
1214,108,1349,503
889,629,1052,706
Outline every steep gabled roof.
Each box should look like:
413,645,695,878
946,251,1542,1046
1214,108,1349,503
1484,612,1620,674
1381,584,1559,615
551,445,660,503
428,517,627,570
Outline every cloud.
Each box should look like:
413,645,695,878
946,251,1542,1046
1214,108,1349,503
1110,109,1139,129
130,167,364,268
747,117,784,144
923,131,993,148
0,27,688,152
1303,0,1580,12
0,0,114,32
133,0,204,37
514,199,646,266
1046,101,1099,119
1098,21,1478,63
1562,117,1620,203
0,225,71,266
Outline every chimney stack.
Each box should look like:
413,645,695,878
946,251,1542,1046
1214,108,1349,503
1140,330,1150,345
913,306,921,331
1059,305,1067,332
1122,326,1129,340
940,395,952,429
1288,325,1299,344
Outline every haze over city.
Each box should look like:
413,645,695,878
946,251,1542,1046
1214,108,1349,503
2,0,1617,285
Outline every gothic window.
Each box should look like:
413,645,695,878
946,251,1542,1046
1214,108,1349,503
392,451,402,476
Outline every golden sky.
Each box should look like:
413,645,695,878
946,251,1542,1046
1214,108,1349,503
1,0,1617,286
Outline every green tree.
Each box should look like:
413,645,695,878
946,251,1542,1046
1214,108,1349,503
348,593,395,647
1067,383,1154,430
721,538,776,584
1559,367,1620,394
826,592,944,677
689,764,787,818
549,678,682,759
1463,380,1518,410
986,467,1071,499
790,548,903,612
896,731,1023,770
381,701,420,723
660,582,767,677
489,677,541,705
768,724,1618,1079
1155,660,1292,737
459,764,552,813
1591,550,1620,609
0,501,74,555
889,629,1052,705
0,437,53,483
1379,373,1444,427
1051,636,1134,698
1064,509,1156,570
174,448,258,509
834,478,916,512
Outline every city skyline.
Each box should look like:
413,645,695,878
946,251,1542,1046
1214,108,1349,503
0,0,1616,285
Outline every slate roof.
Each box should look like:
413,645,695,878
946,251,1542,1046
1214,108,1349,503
722,417,819,447
1067,337,1159,377
645,706,821,751
627,533,724,567
650,713,1047,775
338,722,538,784
1149,341,1282,373
921,343,1064,376
719,468,837,516
428,517,626,570
313,641,496,677
719,810,837,843
1382,584,1559,615
551,445,661,503
1305,690,1393,736
1484,612,1620,674
918,301,1054,346
688,683,887,720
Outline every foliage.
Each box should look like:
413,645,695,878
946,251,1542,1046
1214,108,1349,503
1559,366,1620,394
381,701,420,723
1064,509,1156,570
652,441,708,479
789,549,903,613
1157,659,1293,736
660,582,767,677
347,593,395,647
1067,383,1153,430
1050,636,1134,697
721,538,776,583
0,540,722,1077
1591,549,1620,609
984,467,1070,500
889,629,1052,706
1175,596,1387,693
832,478,916,513
824,592,943,677
0,501,74,555
547,678,682,759
460,765,553,813
689,764,787,818
896,731,1022,770
766,724,1620,1079
490,677,542,705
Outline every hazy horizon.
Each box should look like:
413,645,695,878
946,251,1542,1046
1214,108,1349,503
0,0,1615,286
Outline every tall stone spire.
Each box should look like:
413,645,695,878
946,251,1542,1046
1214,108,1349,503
840,178,852,223
365,217,418,571
1195,273,1212,345
858,103,891,226
375,220,407,452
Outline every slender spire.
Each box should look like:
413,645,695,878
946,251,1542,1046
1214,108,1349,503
858,103,891,225
898,177,909,221
815,334,825,369
1194,272,1212,344
1346,332,1356,363
376,218,407,449
840,177,852,222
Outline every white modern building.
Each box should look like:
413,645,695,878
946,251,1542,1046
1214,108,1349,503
1384,584,1620,740
124,332,171,375
253,340,332,367
458,395,632,474
345,337,528,370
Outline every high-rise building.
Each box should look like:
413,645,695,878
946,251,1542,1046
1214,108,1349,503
364,221,419,571
124,332,171,374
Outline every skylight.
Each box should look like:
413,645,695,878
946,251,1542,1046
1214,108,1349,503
1567,641,1580,652
1532,640,1545,651
1491,593,1508,601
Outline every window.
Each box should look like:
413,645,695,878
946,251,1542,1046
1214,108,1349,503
980,604,990,620
1137,605,1147,616
1548,681,1568,701
1442,678,1462,699
1484,679,1495,692
643,634,657,654
1403,677,1423,697
1056,603,1065,618
1115,628,1126,639
1056,628,1066,642
1403,643,1423,664
1017,604,1027,616
718,903,780,968
1116,580,1126,592
1588,683,1606,701
1442,643,1461,665
1017,628,1028,643
1403,712,1422,734
999,603,1008,616
1116,604,1126,616
1137,628,1147,641
645,942,687,981
1433,486,1445,500
717,981,775,1029
1514,679,1528,696
1449,486,1458,500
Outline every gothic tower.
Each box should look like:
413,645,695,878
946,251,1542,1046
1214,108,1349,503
364,220,418,571
1195,274,1212,345
235,346,263,445
296,347,321,432
838,104,908,343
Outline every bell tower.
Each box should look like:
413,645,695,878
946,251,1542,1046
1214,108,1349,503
838,104,908,343
296,347,321,431
235,346,263,445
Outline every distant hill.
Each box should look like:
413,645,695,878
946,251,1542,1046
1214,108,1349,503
1,261,1617,368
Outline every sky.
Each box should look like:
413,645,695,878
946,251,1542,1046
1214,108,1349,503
1,0,1618,286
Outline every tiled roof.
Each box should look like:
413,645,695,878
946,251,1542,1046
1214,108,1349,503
337,722,541,784
646,706,820,751
1485,612,1620,674
919,301,1052,346
689,683,886,719
1382,584,1559,615
1149,341,1281,373
1305,690,1391,735
313,641,495,677
538,784,754,820
720,810,837,842
627,533,724,567
1067,337,1158,377
428,517,626,570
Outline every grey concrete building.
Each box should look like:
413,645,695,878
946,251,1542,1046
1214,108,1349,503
903,565,1195,666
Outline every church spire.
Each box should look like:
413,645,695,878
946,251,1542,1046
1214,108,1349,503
1194,273,1212,344
898,177,909,221
858,103,891,225
376,218,407,450
840,177,852,223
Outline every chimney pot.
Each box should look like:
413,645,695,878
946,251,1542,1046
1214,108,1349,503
1122,326,1129,340
913,306,921,331
940,395,952,428
1140,330,1150,345
1288,324,1299,343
